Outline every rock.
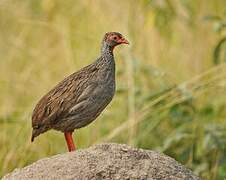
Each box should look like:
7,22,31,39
3,143,200,180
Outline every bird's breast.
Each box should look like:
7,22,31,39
96,69,115,101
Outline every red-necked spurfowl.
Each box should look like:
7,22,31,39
31,32,129,151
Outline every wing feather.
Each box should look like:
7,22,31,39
31,63,99,133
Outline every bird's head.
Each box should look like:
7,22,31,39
103,32,129,49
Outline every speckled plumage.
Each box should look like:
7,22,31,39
31,32,128,142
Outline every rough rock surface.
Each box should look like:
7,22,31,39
3,143,200,180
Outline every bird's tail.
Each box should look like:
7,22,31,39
31,129,37,142
31,126,49,142
31,135,35,142
31,127,42,142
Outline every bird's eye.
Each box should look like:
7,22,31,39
113,36,118,40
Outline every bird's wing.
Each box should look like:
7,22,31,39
68,82,98,114
31,64,99,130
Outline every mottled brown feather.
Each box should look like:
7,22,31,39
31,64,100,139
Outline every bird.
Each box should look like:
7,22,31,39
31,32,129,152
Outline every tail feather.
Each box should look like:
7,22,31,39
31,126,41,142
31,133,35,142
31,125,50,142
31,129,37,142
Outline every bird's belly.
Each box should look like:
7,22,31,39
53,82,115,132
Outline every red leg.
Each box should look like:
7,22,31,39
64,132,76,152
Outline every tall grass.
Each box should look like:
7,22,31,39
0,0,225,179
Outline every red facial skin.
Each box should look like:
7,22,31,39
109,34,129,45
106,33,129,51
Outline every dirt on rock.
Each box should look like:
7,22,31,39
3,143,200,180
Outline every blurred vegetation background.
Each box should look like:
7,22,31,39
0,0,226,179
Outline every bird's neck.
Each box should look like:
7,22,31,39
96,42,115,80
101,42,114,57
99,42,115,66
